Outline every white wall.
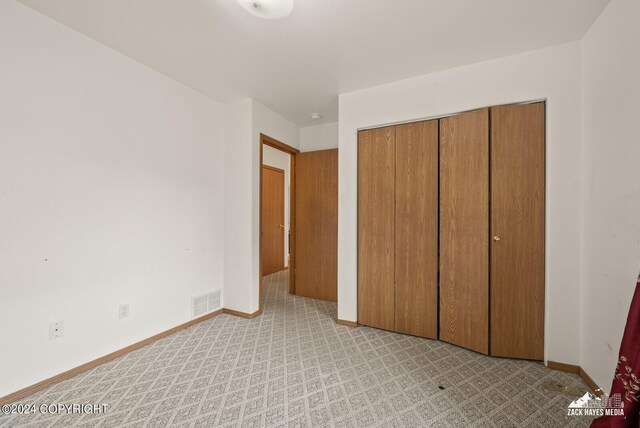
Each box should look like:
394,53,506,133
223,99,299,313
0,0,225,397
338,42,583,365
300,121,339,152
580,0,640,393
262,145,291,267
223,99,253,314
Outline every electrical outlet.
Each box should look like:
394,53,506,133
49,320,64,340
119,303,130,319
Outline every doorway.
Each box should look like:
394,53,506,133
259,133,339,311
261,165,286,275
260,134,298,310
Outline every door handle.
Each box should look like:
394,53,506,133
493,236,501,242
279,225,285,229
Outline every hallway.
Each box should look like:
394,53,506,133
1,271,593,427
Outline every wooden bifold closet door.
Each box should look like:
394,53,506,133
439,109,490,354
358,126,396,331
395,121,438,339
358,121,439,337
357,102,544,360
490,102,545,360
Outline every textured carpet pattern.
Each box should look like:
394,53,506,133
1,270,594,427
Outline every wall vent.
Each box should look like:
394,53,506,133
192,289,222,319
192,295,208,318
207,290,221,311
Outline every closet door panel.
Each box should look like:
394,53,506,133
395,121,438,338
439,109,489,354
358,127,395,331
490,103,545,360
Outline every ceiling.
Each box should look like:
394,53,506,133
18,0,609,126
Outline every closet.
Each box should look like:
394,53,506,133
439,108,489,354
490,103,545,360
357,101,545,360
395,121,439,339
358,121,439,339
357,126,396,331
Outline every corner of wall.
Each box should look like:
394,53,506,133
222,98,254,314
222,99,300,314
578,0,640,393
299,121,339,152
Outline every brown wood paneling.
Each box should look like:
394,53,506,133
289,154,297,294
547,361,580,374
439,109,489,354
295,149,338,302
395,120,439,339
548,362,603,396
261,166,285,275
223,308,262,319
262,133,300,154
358,126,396,331
579,368,604,397
336,319,359,328
490,102,545,360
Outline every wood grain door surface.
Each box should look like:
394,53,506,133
490,102,545,360
358,126,396,331
439,109,490,354
261,166,285,276
355,103,545,360
395,121,439,339
295,149,338,302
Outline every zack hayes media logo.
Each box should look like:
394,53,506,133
567,392,624,417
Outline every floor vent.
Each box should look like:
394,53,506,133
192,289,221,318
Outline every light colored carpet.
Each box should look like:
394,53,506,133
1,270,594,427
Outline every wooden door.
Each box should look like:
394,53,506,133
395,121,439,338
358,126,395,331
439,109,489,354
490,102,545,360
261,166,285,276
295,149,338,302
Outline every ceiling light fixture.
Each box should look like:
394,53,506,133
310,113,322,120
235,0,294,20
